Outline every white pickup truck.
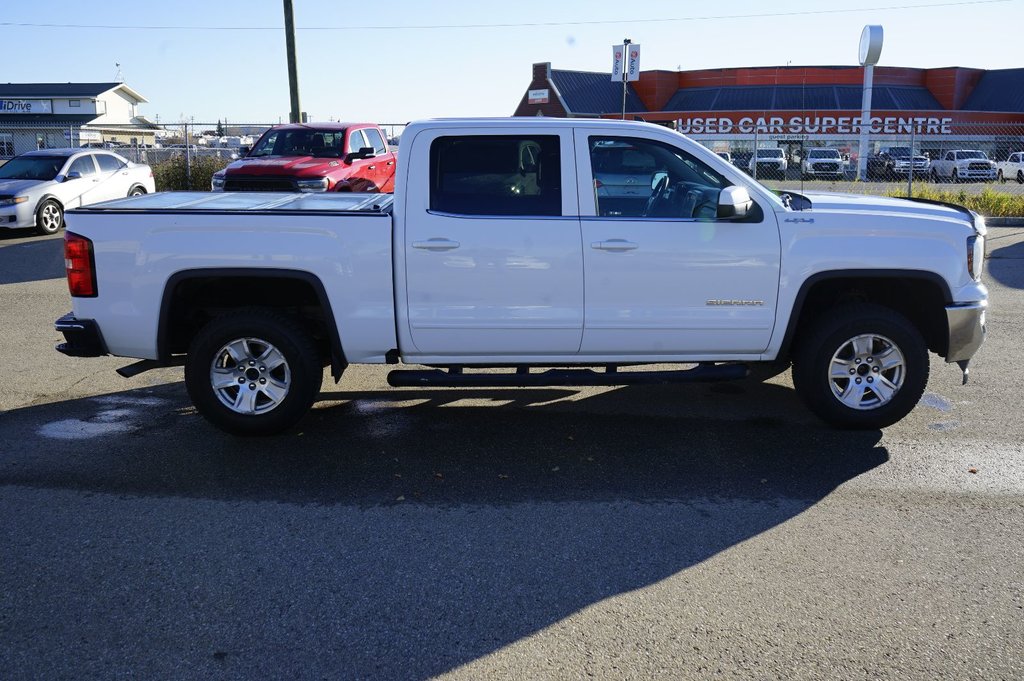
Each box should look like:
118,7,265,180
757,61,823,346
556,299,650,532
56,118,987,435
929,149,998,183
997,151,1024,184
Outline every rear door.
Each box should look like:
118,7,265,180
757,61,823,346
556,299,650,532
91,153,131,201
56,154,100,207
401,128,582,358
361,127,396,192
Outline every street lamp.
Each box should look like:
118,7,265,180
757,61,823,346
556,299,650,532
856,25,884,181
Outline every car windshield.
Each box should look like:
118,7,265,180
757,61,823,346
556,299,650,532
808,149,841,159
886,147,913,157
248,128,346,158
756,149,783,158
958,151,986,159
0,156,66,181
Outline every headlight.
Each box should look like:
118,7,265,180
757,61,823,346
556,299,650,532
0,196,28,207
210,175,225,190
296,177,330,193
967,235,984,281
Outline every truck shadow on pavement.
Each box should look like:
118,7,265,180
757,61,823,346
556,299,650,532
0,231,65,285
1,379,887,679
987,236,1024,289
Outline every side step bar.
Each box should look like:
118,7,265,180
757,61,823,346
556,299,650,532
387,363,748,388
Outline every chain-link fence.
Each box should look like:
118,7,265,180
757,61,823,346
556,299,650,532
0,120,408,189
678,119,1024,203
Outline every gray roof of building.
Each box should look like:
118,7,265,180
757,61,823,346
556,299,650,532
0,83,123,97
962,69,1024,112
550,70,646,115
664,84,942,111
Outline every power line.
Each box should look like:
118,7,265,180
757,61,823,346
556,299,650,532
0,0,1012,32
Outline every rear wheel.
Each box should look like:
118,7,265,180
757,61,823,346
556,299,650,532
35,199,63,235
184,309,324,435
128,186,146,197
1018,170,1024,184
793,304,928,429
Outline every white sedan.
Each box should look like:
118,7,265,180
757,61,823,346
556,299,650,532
0,149,155,235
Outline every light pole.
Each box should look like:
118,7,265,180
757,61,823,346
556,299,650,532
283,0,302,124
620,38,631,120
856,25,883,181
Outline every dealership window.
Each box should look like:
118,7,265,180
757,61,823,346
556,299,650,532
430,135,561,216
69,99,81,107
589,136,734,220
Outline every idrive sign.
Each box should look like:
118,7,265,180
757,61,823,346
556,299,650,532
0,99,53,114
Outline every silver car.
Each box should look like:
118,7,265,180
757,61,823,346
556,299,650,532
0,149,155,235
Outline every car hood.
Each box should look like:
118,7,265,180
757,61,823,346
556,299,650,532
0,178,46,195
792,191,976,225
222,156,343,177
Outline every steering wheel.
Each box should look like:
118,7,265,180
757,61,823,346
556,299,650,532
643,175,671,217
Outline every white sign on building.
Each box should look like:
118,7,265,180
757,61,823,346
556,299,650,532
0,99,52,114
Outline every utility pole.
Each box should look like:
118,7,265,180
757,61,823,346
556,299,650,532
283,0,302,124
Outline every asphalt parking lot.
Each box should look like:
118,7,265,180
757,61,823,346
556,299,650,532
1,227,1023,680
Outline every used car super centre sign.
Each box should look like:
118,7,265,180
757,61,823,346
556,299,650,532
676,115,954,135
0,99,53,114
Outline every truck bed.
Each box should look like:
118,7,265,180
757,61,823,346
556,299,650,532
75,191,394,214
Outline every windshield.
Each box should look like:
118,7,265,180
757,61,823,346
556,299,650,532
958,151,986,160
248,128,346,158
0,156,66,181
808,149,841,159
756,149,783,158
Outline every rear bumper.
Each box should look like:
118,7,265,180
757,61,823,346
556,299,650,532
54,313,108,357
945,301,986,363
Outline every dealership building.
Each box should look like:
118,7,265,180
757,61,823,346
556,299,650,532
0,82,157,157
514,63,1024,161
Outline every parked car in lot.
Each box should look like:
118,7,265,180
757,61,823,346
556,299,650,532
867,147,930,180
211,122,396,193
56,118,986,435
716,151,732,163
0,148,154,235
997,151,1024,184
800,148,845,180
930,150,997,183
748,148,787,178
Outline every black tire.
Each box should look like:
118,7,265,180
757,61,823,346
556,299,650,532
792,303,928,429
952,169,960,184
35,199,63,235
1017,170,1024,185
930,169,939,184
998,170,1005,184
184,308,324,436
128,186,146,197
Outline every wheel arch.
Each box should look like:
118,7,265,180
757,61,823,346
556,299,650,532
158,268,348,380
777,269,952,362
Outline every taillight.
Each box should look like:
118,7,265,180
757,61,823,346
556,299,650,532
65,231,97,297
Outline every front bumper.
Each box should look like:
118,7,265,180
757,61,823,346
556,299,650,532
956,169,997,180
945,301,986,363
55,313,108,357
0,200,36,228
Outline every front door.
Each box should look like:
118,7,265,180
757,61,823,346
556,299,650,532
402,130,582,358
576,130,781,357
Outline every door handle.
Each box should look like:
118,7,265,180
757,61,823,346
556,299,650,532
591,239,638,252
412,238,460,251
368,165,376,170
387,160,394,166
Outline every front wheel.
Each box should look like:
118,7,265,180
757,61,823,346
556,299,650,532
792,304,928,429
35,199,63,235
998,170,1005,183
184,309,324,435
1017,170,1024,185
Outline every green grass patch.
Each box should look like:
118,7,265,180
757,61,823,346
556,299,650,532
884,186,1024,218
152,155,231,191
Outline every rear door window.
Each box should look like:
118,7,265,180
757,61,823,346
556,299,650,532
429,135,561,216
363,128,388,156
95,154,124,172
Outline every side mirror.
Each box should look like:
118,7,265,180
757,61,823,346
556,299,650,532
239,145,251,156
64,171,82,181
718,186,752,219
344,146,375,164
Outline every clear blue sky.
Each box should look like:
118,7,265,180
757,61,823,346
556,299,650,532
2,0,1021,125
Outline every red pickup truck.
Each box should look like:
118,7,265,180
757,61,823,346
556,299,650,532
211,122,396,193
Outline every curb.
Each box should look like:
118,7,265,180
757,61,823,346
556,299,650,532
985,217,1024,226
